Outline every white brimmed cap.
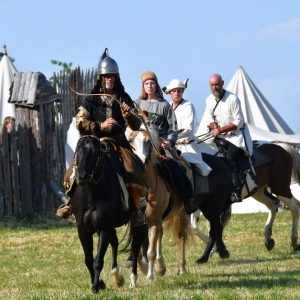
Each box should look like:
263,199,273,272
162,78,189,94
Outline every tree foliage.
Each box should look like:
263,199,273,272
0,53,15,62
50,60,73,75
49,60,73,84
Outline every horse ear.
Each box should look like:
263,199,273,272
143,110,148,118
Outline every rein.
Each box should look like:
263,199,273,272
133,101,180,161
68,85,164,159
78,135,106,184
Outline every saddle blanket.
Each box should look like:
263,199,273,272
238,146,270,172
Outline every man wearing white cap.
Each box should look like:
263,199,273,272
163,79,212,177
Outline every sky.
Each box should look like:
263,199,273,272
1,0,300,133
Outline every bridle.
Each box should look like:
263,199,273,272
76,135,106,184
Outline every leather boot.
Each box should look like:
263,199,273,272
232,173,243,203
56,204,71,219
183,200,199,215
129,187,146,226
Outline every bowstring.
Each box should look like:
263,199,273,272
69,85,151,147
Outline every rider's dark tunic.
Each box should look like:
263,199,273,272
64,91,149,197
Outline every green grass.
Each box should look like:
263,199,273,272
0,211,299,299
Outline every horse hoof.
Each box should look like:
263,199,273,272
115,275,125,287
292,244,300,251
155,267,166,277
177,268,188,275
92,280,106,293
196,257,208,264
265,239,275,251
219,249,230,259
146,275,154,282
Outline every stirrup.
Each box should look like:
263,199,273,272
231,192,242,203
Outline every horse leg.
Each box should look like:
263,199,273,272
130,224,148,287
216,235,230,259
253,188,278,251
196,210,222,263
146,224,161,282
196,236,217,264
110,229,125,288
191,212,218,255
92,230,113,293
77,225,95,284
277,195,300,250
136,224,148,276
155,225,167,277
175,209,189,275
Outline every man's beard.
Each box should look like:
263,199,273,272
106,83,114,90
212,89,223,98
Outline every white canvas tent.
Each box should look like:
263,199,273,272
196,66,300,213
0,45,17,122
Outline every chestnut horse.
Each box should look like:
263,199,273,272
128,127,233,269
71,135,147,293
193,140,300,255
128,127,192,281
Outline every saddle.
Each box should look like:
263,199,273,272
65,137,128,211
214,138,270,172
236,146,270,172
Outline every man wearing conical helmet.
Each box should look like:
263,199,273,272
57,48,149,226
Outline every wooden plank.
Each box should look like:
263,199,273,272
10,126,21,216
18,122,33,216
17,72,27,102
1,128,12,215
23,72,33,101
31,94,61,106
27,72,39,106
10,72,23,103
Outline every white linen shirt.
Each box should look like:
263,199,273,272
206,90,253,155
171,99,212,176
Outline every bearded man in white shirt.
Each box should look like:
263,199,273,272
206,74,253,202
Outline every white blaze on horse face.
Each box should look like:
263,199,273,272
132,131,148,163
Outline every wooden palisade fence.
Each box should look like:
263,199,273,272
0,67,97,219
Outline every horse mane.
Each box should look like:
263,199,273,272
277,143,300,183
139,124,161,162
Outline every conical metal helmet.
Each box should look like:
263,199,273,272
98,48,119,74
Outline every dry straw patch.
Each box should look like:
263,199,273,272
0,211,299,299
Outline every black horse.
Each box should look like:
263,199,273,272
71,135,147,293
191,153,233,263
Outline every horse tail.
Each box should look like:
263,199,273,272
277,143,300,184
119,223,148,254
163,212,194,246
220,196,232,229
